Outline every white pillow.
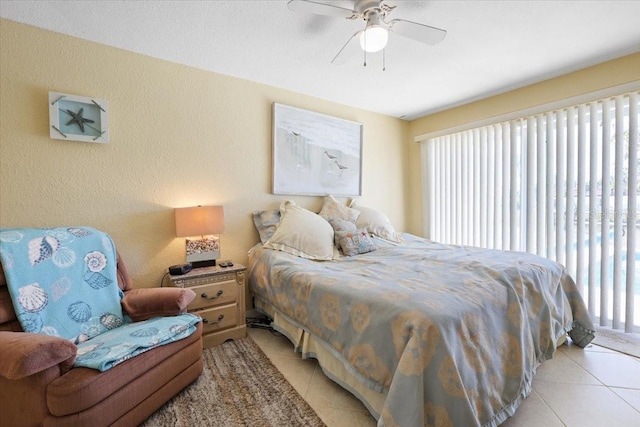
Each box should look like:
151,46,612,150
318,195,360,223
348,200,405,244
263,201,336,260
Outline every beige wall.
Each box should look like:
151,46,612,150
2,18,636,287
0,19,409,287
405,53,640,235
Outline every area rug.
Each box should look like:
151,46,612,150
140,336,326,427
592,326,640,358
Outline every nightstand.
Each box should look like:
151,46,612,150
169,264,246,348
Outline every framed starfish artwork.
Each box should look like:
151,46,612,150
49,92,109,143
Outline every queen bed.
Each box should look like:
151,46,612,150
247,198,595,427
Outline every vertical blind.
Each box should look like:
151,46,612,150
421,91,639,333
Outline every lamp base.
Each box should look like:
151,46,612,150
185,236,220,268
192,259,217,268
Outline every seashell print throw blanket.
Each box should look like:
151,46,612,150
0,227,200,371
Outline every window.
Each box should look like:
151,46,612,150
420,90,639,333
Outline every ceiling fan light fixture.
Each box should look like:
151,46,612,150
359,24,388,52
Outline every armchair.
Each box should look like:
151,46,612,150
0,253,204,427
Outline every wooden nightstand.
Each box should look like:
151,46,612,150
169,264,246,348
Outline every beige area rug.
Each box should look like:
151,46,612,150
141,337,326,427
592,326,640,358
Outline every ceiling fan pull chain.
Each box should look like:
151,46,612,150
383,48,386,71
363,31,367,67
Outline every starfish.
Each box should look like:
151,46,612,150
65,108,94,133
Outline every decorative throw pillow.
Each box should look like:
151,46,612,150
348,200,405,244
263,201,336,260
252,210,281,244
335,229,377,256
329,219,357,251
318,195,360,223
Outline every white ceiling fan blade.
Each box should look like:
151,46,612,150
387,19,447,45
287,0,356,19
331,31,363,65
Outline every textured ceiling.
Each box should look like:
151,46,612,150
1,0,639,120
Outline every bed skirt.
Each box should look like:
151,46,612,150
254,297,385,422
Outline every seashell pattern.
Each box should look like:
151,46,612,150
77,347,109,362
130,327,159,338
67,227,92,238
69,316,199,370
17,313,43,333
106,343,135,357
52,247,76,268
68,301,92,323
18,283,48,313
51,277,72,301
0,230,23,243
41,326,59,337
84,271,113,289
0,249,14,269
47,229,74,244
75,333,90,344
101,236,113,253
81,317,105,339
84,251,107,273
28,236,60,266
100,313,123,330
170,324,189,335
76,342,102,357
1,227,128,348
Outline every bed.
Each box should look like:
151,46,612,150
247,198,595,427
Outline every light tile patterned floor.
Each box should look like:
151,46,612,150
248,328,640,427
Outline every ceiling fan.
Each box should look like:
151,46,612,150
287,0,447,68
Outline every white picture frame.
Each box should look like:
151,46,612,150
272,103,363,196
49,92,109,143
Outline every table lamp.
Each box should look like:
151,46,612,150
175,205,224,267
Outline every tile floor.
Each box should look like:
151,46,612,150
248,327,640,427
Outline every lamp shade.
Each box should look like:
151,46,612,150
175,205,224,237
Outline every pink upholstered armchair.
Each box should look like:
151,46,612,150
0,253,203,426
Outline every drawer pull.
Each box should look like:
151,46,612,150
201,290,223,300
203,314,224,325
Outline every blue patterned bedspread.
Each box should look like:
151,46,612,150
248,234,595,427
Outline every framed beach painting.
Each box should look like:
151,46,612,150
272,103,363,196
